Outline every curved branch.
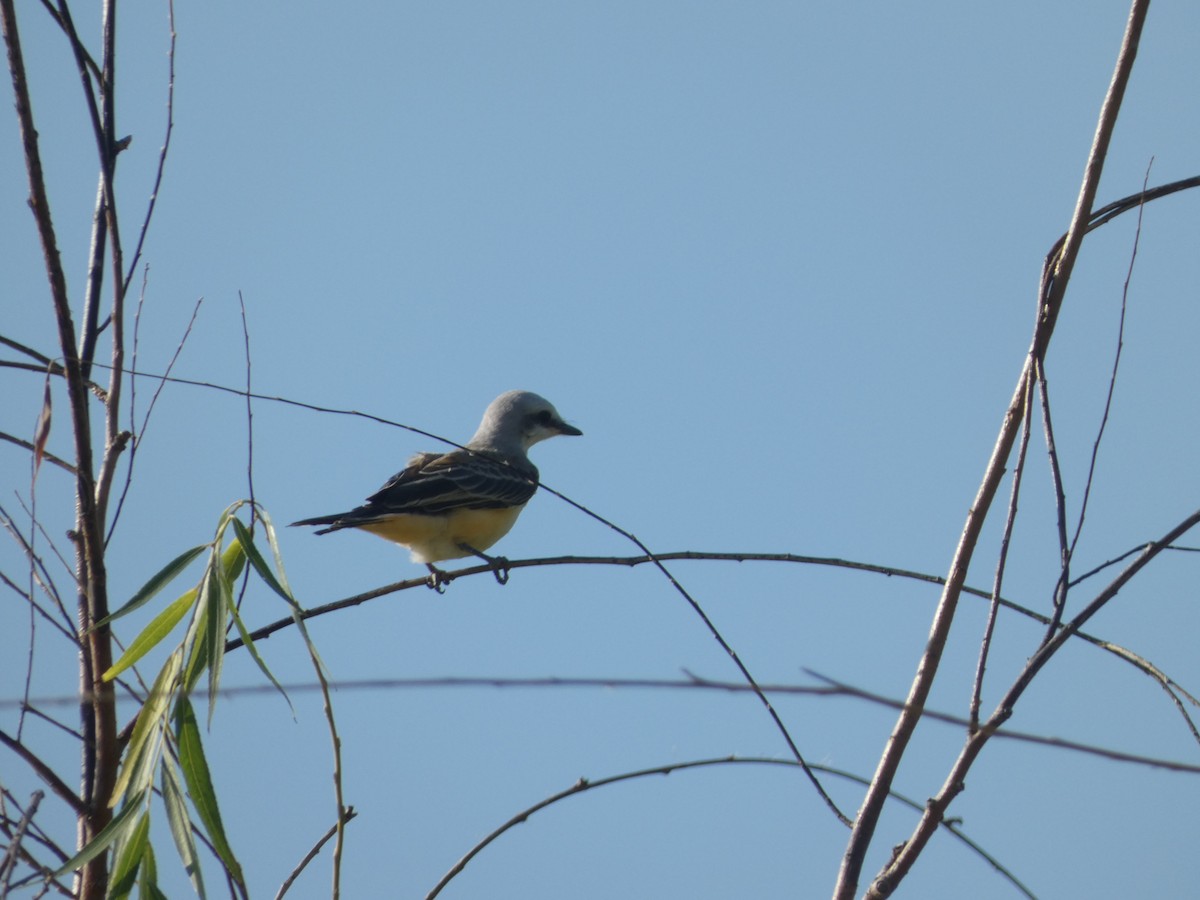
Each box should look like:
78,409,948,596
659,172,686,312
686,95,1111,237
426,757,1036,900
222,550,1198,710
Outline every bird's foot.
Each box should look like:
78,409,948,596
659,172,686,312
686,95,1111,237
425,564,452,593
459,544,511,585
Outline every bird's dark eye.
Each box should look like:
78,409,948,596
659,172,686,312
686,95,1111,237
535,410,554,426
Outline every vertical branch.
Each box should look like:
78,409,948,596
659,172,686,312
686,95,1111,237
1066,163,1148,559
2,1,124,897
969,369,1035,730
833,2,1151,897
1034,361,1072,637
51,0,107,385
96,0,128,524
120,0,176,298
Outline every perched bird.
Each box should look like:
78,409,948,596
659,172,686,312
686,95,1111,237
292,391,581,589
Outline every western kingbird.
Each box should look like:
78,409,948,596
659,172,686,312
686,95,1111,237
293,390,581,588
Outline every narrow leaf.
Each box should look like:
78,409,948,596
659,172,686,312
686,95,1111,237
138,842,171,900
111,650,181,806
108,809,150,898
228,601,294,715
95,545,207,628
206,550,232,720
232,517,296,607
220,535,246,583
52,790,147,877
182,572,215,694
162,755,206,899
102,588,197,682
175,697,245,885
256,508,295,597
32,375,51,478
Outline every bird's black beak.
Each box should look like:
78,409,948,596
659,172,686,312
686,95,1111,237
557,421,583,437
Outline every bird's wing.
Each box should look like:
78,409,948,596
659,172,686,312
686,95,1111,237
363,449,539,515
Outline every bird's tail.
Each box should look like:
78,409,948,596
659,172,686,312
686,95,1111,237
290,514,344,535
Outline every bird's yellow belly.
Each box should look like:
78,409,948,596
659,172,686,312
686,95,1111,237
358,505,526,563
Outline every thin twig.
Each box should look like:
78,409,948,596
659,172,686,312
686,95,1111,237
23,669,1200,763
540,482,851,825
58,0,110,387
1067,161,1148,562
0,334,53,365
0,431,77,474
0,567,79,649
0,729,82,813
0,785,71,893
0,790,42,893
0,507,78,642
120,0,176,297
0,356,108,399
106,294,203,544
1035,358,1072,637
239,293,256,516
971,368,1035,729
18,703,85,741
273,809,357,900
1071,541,1200,586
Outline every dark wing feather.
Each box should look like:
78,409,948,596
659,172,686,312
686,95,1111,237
367,449,538,514
293,450,539,533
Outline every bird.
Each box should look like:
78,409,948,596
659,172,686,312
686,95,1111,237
292,390,581,590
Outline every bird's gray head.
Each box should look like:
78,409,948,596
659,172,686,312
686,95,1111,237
467,390,583,455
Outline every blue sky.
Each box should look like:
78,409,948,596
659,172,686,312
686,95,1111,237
3,2,1200,897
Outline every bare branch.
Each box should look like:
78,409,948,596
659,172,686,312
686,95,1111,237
837,4,1152,896
1068,162,1148,560
274,809,357,900
0,790,42,893
107,293,203,543
120,0,176,296
971,369,1035,729
867,506,1200,897
425,757,1037,900
0,334,53,365
220,549,1200,726
1034,360,1072,636
0,431,77,474
0,730,82,814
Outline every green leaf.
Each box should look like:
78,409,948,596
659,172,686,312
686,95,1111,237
162,755,205,899
232,517,296,607
108,809,149,898
175,697,244,885
233,515,330,677
228,601,294,716
256,508,295,597
138,842,171,900
181,569,215,694
111,649,181,806
94,545,207,628
202,565,229,723
102,588,197,682
219,534,246,583
52,789,147,877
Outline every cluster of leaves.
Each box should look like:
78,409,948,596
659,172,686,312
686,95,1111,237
56,503,311,899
